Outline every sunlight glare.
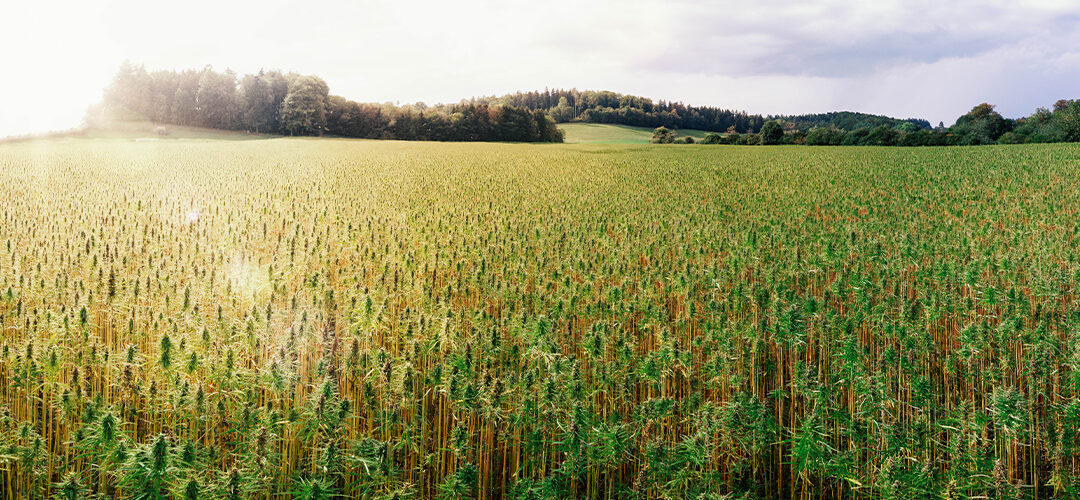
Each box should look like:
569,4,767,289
227,254,271,301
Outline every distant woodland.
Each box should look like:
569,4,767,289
88,63,1080,146
487,89,1080,146
86,63,564,142
676,102,1080,146
476,89,767,133
477,89,930,134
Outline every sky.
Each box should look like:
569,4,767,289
2,0,1079,138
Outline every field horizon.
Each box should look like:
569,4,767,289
5,121,715,145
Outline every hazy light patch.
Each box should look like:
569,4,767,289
185,210,201,224
227,254,271,302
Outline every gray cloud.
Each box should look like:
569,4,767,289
647,29,1002,77
637,2,1080,77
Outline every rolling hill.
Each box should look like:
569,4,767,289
558,123,709,143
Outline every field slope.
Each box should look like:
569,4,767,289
0,120,277,143
0,139,1078,498
559,122,709,143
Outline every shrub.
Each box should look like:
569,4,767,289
702,133,722,145
650,126,676,144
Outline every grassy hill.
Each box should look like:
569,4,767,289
558,123,710,143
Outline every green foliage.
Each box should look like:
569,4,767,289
759,120,783,145
90,63,563,143
119,434,176,500
990,387,1029,439
650,126,677,144
950,103,1012,145
292,477,333,500
777,110,931,132
805,126,846,145
280,76,330,136
53,472,87,500
477,88,765,132
701,132,723,144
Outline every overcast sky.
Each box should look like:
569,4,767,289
2,0,1079,138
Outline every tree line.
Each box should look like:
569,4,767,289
89,63,1080,147
476,89,933,134
475,89,766,132
653,102,1080,146
775,111,932,133
85,63,563,142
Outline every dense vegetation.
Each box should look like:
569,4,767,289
85,63,1080,148
482,90,943,136
697,124,958,147
475,89,765,133
86,63,563,143
691,101,1080,147
487,90,1080,147
479,89,927,135
2,139,1080,498
774,111,932,133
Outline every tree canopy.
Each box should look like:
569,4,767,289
649,126,676,144
759,121,783,145
774,111,931,132
86,63,563,143
476,89,765,133
279,76,330,136
949,103,1012,145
